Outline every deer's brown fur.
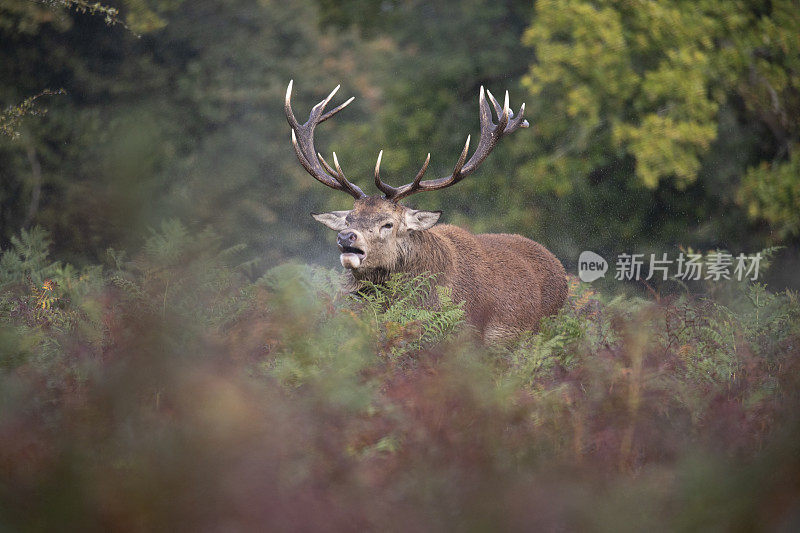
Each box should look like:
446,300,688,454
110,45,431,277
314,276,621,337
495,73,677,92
329,197,567,342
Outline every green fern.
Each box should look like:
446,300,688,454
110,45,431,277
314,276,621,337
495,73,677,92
0,226,59,288
354,272,465,354
506,332,570,387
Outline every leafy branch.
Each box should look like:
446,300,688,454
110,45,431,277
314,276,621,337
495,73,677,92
0,89,66,139
36,0,124,27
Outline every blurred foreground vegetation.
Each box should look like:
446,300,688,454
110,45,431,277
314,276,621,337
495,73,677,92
1,225,799,530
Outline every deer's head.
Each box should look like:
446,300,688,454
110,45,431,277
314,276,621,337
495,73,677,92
285,80,528,272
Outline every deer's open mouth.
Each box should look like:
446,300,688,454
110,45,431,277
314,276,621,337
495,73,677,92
339,245,365,269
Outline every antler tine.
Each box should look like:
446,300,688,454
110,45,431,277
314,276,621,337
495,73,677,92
485,88,503,118
317,152,366,199
320,96,355,124
379,86,529,202
375,150,433,200
394,152,431,198
411,153,431,186
487,88,529,131
500,90,511,127
284,80,366,199
387,139,466,201
374,150,394,196
317,152,334,173
452,135,471,177
285,80,299,129
310,84,340,118
515,102,529,129
331,152,350,188
478,85,493,133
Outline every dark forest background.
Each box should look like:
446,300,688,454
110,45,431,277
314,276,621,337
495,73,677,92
2,0,798,283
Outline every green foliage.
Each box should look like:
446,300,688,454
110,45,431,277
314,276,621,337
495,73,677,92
523,0,798,190
518,0,800,256
356,272,466,354
256,268,465,411
0,226,58,286
737,147,800,238
0,227,102,394
257,267,376,410
499,263,800,437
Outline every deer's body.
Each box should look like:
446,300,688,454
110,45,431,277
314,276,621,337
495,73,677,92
349,222,567,340
285,81,567,342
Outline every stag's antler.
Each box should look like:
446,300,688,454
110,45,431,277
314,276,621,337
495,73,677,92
374,86,529,202
285,80,366,199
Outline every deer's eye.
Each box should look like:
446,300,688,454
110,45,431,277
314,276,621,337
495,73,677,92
381,222,393,229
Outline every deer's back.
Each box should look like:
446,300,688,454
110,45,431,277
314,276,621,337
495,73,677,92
430,225,568,340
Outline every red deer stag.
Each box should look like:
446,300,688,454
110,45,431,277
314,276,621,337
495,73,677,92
285,80,567,342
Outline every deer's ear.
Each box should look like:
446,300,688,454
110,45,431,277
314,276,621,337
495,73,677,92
404,209,441,231
311,211,350,231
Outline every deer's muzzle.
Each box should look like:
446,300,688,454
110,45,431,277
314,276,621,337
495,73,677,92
337,230,365,269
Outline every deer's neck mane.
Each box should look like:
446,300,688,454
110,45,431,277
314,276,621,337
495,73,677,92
345,229,451,290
